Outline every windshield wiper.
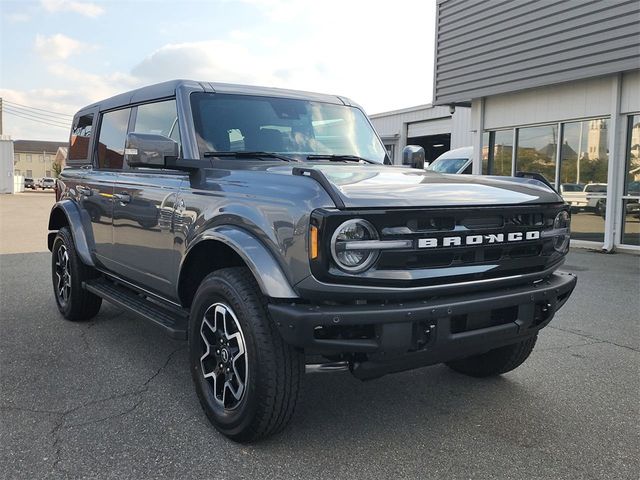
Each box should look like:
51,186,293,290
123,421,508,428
203,151,298,162
306,154,376,164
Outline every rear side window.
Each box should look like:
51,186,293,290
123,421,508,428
97,108,131,169
69,113,94,161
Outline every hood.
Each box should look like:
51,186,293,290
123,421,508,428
271,164,563,209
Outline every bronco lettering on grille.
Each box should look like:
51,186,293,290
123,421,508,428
418,230,540,248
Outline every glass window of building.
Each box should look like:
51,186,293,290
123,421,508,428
622,114,640,246
26,169,32,177
384,144,395,162
26,154,32,163
515,125,558,185
486,130,513,176
560,118,609,243
481,131,490,173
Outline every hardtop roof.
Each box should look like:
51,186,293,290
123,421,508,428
75,79,353,116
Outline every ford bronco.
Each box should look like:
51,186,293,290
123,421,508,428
48,80,576,441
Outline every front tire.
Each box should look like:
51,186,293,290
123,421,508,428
445,335,537,377
51,227,102,321
189,267,304,442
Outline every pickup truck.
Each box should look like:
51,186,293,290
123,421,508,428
48,80,576,441
41,177,56,190
560,183,607,214
24,177,36,190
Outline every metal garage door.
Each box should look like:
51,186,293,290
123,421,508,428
407,117,452,137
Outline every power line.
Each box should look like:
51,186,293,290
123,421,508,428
3,110,71,130
3,99,74,117
3,106,71,127
3,102,73,121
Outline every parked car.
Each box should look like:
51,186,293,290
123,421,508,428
426,146,473,174
41,177,56,190
23,177,36,190
48,80,576,442
595,182,640,219
561,183,607,214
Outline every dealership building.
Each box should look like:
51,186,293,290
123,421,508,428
369,104,471,165
433,0,640,251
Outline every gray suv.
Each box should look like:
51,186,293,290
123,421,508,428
48,80,576,441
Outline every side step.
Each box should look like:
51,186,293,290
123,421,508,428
84,277,188,339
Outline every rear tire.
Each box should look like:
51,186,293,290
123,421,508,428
446,335,537,377
189,267,304,442
51,227,102,322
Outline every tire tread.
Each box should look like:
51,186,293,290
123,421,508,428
192,267,303,441
53,227,101,322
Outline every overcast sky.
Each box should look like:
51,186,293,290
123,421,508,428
0,0,436,141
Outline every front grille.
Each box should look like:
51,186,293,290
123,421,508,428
311,203,567,288
374,205,559,280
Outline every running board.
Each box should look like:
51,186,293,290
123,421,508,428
83,277,188,339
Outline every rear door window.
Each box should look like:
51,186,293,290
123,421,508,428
96,108,132,169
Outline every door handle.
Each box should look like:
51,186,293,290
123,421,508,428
77,186,92,196
113,192,131,204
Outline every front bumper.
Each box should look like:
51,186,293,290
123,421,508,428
269,272,577,379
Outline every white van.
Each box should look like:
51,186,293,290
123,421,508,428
426,146,473,174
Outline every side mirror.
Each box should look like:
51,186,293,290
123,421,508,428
402,145,425,169
125,132,179,168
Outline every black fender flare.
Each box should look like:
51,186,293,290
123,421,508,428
47,200,95,267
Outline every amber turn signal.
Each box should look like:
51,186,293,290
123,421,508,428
310,225,319,259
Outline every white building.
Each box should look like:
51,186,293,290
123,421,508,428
0,135,15,194
433,0,640,252
369,104,472,165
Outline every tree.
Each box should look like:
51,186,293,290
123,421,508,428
52,161,62,178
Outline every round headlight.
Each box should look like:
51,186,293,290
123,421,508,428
553,210,571,252
330,219,379,273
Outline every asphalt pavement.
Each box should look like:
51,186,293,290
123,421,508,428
0,196,638,479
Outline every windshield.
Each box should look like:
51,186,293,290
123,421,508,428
190,93,387,163
427,157,469,173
